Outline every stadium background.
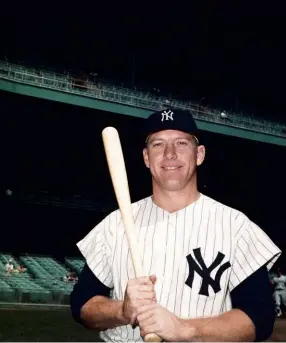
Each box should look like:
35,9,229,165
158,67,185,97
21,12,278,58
2,89,285,262
1,2,286,341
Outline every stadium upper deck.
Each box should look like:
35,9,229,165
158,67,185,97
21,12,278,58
0,60,285,146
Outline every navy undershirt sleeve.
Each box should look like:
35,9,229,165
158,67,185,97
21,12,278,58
70,263,111,324
230,266,276,342
70,263,276,341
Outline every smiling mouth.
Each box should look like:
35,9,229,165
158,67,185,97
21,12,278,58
162,166,182,171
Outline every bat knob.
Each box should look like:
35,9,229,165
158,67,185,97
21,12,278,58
144,333,163,342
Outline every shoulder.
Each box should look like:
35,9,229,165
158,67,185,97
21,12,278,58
199,194,280,251
202,195,282,272
96,196,152,235
201,193,250,233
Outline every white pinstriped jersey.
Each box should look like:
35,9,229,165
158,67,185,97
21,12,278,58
77,193,281,342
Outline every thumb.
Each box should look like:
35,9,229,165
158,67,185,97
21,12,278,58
149,274,157,284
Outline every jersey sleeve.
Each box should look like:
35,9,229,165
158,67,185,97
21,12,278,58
229,218,281,291
76,215,114,289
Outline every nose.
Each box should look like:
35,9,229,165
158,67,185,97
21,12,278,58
164,143,177,160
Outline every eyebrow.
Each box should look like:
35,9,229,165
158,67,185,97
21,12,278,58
147,136,194,146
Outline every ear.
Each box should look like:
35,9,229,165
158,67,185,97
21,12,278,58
196,145,206,166
143,148,150,168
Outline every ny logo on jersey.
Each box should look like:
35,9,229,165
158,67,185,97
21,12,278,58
161,110,174,121
185,248,231,296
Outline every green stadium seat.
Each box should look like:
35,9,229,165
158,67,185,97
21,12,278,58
0,279,16,301
65,257,84,274
0,253,80,305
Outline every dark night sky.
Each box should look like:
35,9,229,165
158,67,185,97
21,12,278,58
1,2,286,120
1,3,286,265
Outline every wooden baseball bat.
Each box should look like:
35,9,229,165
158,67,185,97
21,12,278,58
102,127,162,343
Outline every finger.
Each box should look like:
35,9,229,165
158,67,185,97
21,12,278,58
149,275,157,284
137,285,156,292
140,321,157,337
130,300,156,326
138,311,155,324
129,276,154,286
136,303,157,316
135,299,156,307
140,323,157,339
129,300,155,325
136,293,157,301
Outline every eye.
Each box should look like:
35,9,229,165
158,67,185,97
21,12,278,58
177,140,188,146
152,142,163,148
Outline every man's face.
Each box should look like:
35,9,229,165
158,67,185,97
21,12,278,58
143,130,205,192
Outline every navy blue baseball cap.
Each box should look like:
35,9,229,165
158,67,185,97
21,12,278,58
143,108,199,144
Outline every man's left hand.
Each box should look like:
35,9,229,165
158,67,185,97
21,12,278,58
136,303,195,342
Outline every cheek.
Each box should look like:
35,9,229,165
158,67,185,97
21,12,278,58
148,155,162,172
182,153,197,168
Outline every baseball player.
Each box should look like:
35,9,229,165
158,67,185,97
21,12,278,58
71,108,281,342
271,268,286,317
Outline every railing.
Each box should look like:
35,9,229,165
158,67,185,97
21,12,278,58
0,60,285,137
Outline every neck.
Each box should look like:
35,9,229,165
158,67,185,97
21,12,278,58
152,181,200,213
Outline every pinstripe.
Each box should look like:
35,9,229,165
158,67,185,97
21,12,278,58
195,198,206,317
142,201,154,262
196,197,204,247
186,200,198,317
81,229,102,257
166,212,178,309
85,239,103,266
93,252,106,273
231,266,241,283
102,267,112,285
241,235,259,267
219,208,232,314
210,205,225,316
108,214,113,236
234,212,240,220
111,216,122,269
245,227,266,262
96,252,110,279
211,206,217,314
79,225,101,252
159,218,169,304
212,205,217,266
148,206,158,274
234,255,248,278
118,226,126,299
201,206,211,316
248,225,274,255
217,206,225,314
173,208,186,314
138,199,149,242
237,243,254,272
234,217,246,239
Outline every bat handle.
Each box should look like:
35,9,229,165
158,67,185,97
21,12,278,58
144,333,163,342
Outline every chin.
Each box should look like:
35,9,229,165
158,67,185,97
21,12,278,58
161,180,184,192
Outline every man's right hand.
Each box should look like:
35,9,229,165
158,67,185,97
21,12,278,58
122,275,157,326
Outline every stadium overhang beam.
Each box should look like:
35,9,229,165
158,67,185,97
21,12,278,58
1,78,285,147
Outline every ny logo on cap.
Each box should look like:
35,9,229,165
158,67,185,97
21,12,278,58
161,110,174,121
